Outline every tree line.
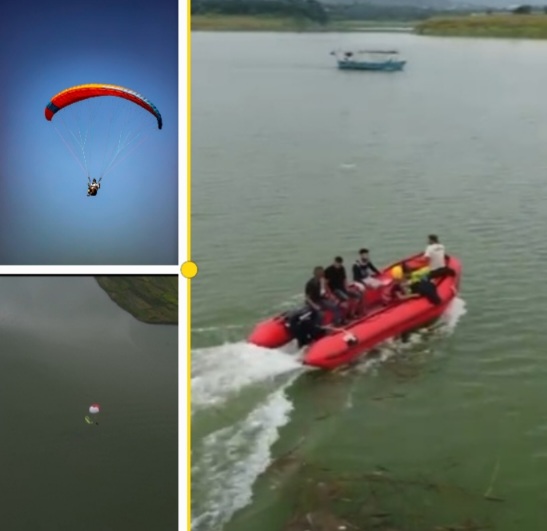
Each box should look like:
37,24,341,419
191,0,482,24
510,5,547,14
325,3,451,22
191,0,329,24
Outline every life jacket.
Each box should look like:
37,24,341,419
409,266,430,284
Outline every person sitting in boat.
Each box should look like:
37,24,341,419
324,256,361,318
305,266,343,327
385,265,420,303
389,263,442,306
406,262,444,305
352,248,384,292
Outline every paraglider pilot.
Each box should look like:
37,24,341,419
87,178,100,197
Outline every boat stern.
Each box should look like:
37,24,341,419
247,317,291,349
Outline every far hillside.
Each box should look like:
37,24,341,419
95,276,178,325
417,9,547,38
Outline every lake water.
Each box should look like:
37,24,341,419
191,31,547,531
0,277,177,531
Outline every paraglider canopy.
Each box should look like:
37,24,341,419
44,83,162,187
45,84,162,129
89,404,101,415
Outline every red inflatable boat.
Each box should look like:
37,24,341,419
247,253,462,370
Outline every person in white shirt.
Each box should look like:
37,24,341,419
424,234,446,271
424,234,455,279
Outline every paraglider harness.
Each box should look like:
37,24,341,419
283,307,326,348
87,177,102,197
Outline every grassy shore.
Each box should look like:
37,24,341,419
191,14,415,32
95,276,178,325
416,14,547,39
192,14,322,31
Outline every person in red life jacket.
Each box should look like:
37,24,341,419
324,256,361,319
305,266,343,326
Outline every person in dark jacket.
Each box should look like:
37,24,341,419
324,256,361,319
324,256,361,301
305,266,343,326
352,248,385,292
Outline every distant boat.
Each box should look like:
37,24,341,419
330,49,406,72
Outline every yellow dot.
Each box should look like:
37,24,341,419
181,261,198,279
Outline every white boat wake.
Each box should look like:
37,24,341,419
190,297,467,530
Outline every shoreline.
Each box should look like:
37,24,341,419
95,276,178,325
191,15,416,32
192,13,547,39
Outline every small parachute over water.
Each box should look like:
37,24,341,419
85,403,101,425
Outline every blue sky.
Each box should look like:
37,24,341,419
0,0,178,265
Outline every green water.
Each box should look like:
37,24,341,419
191,31,547,530
0,277,177,531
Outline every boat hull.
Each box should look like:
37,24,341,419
337,60,406,72
247,254,461,370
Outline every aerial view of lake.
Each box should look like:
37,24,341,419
1,276,177,531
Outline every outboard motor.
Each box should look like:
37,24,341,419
284,307,325,348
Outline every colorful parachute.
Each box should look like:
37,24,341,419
44,83,162,183
45,84,162,129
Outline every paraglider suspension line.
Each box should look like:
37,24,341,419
54,124,88,176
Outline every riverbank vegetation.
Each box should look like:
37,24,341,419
416,13,547,39
192,14,324,31
191,0,462,31
95,276,178,325
191,0,547,38
191,15,418,31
